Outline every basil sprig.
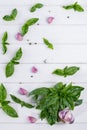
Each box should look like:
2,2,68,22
63,2,84,12
21,18,39,36
30,3,44,12
3,8,18,21
43,38,54,50
52,66,80,77
2,32,9,54
0,84,18,117
10,94,34,108
5,48,22,77
29,82,84,125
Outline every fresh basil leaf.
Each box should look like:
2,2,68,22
5,48,22,77
21,101,34,108
52,68,64,76
10,94,34,108
30,3,43,12
0,84,7,102
63,2,84,12
21,18,39,36
21,24,28,36
2,32,8,43
43,38,54,49
3,8,17,21
2,32,9,54
2,104,18,117
73,2,84,12
5,61,14,77
12,48,22,61
11,8,17,19
25,18,39,26
52,66,79,77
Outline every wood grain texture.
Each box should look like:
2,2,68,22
0,0,87,129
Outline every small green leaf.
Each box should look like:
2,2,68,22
2,104,18,117
25,18,39,26
2,32,8,43
30,3,44,12
0,84,7,102
21,24,28,36
73,2,84,12
11,8,17,19
52,66,80,77
10,94,34,108
2,32,9,54
21,18,39,36
3,8,17,21
5,48,22,77
63,2,84,12
12,48,22,61
5,61,14,77
43,38,54,49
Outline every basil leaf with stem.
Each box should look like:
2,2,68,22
10,94,34,108
63,2,84,12
21,18,39,36
5,48,22,77
2,32,9,54
30,3,44,12
2,104,18,117
43,38,54,50
0,84,7,102
3,8,18,21
0,83,18,118
52,66,80,77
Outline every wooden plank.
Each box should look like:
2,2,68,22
0,0,86,5
0,25,87,44
0,6,87,25
0,45,87,63
0,64,87,83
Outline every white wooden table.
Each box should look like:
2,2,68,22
0,0,87,129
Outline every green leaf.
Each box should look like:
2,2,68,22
21,24,28,36
29,87,50,96
63,2,84,12
21,18,39,36
43,38,54,50
5,61,14,77
12,48,22,61
64,66,80,77
3,8,17,21
2,32,9,54
30,3,43,12
5,48,22,77
0,84,7,102
11,8,17,19
52,68,64,76
10,94,34,108
52,66,80,77
2,32,8,43
2,104,18,117
73,2,84,12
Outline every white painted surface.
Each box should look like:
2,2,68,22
0,0,87,129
